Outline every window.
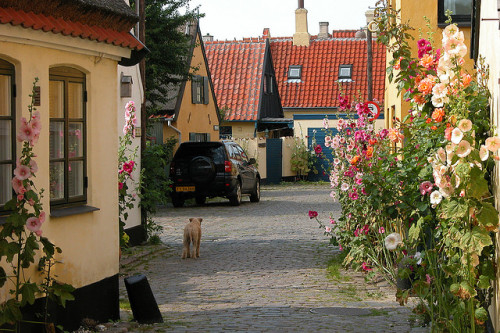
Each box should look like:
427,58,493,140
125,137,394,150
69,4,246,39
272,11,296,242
219,126,232,139
189,132,210,142
287,65,302,80
191,75,209,104
0,59,15,213
438,0,472,25
49,67,87,206
338,65,353,80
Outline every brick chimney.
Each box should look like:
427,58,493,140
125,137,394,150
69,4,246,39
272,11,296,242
262,28,270,39
202,33,214,42
317,22,330,39
293,0,310,46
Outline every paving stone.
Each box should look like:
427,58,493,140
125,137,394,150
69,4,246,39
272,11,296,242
117,183,428,332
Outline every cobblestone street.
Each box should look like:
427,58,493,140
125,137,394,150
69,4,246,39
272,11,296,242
119,183,427,332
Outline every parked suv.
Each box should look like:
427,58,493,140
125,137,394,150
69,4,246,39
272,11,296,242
169,140,261,207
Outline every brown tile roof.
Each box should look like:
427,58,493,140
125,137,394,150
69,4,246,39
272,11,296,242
205,39,266,121
0,7,144,50
269,35,386,108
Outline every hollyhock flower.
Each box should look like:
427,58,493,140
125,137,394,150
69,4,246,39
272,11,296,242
26,217,42,233
333,158,340,165
29,159,38,174
419,53,434,68
384,233,402,251
378,227,385,234
330,218,336,224
17,118,35,142
354,228,360,237
451,128,463,144
379,129,389,139
431,108,445,123
431,94,449,108
14,165,31,180
479,145,489,161
458,119,472,132
419,181,434,195
485,136,500,152
122,161,135,174
314,145,322,155
430,190,443,205
436,147,447,163
361,262,373,272
323,118,329,129
17,194,24,201
417,77,434,95
325,226,332,233
444,127,453,141
426,274,432,285
443,24,460,40
119,182,124,190
308,211,318,219
39,211,46,224
456,140,471,158
12,177,23,194
461,72,472,88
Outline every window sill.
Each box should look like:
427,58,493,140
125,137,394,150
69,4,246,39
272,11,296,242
50,205,100,218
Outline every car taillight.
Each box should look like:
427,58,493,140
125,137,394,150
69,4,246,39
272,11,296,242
224,161,231,173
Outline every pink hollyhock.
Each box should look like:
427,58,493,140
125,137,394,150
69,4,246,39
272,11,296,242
17,118,35,142
363,225,370,235
26,217,42,233
314,145,322,155
29,159,38,173
339,244,343,251
119,182,124,190
39,211,46,224
17,194,24,201
12,177,23,194
378,227,385,234
14,164,31,180
419,181,433,195
330,218,336,224
325,226,332,233
349,191,358,200
485,136,500,152
308,210,318,219
361,262,373,272
354,228,360,237
122,161,135,174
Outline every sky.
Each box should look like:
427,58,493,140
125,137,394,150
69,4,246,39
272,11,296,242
187,0,378,41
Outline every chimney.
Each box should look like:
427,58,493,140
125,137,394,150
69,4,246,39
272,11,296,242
262,28,270,39
365,9,377,37
318,22,330,39
202,33,214,42
293,0,310,46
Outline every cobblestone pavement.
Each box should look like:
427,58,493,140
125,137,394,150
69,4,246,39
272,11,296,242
118,183,428,333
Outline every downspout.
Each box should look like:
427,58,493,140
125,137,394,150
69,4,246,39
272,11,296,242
168,119,182,143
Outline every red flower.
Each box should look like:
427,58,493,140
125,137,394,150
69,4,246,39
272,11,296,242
308,211,318,219
314,144,322,155
362,262,373,272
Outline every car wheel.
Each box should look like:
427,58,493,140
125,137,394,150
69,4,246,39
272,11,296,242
195,195,206,205
172,197,185,208
250,179,260,203
229,181,242,206
189,156,215,183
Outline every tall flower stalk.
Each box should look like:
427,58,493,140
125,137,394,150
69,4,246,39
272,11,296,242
0,78,74,331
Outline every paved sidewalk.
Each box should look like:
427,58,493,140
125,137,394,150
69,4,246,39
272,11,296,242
118,183,428,332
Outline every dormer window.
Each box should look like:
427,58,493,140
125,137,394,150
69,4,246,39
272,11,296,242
339,64,353,80
288,65,302,80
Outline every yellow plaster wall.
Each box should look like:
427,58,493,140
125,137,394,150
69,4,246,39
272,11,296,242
229,122,256,139
172,33,219,144
0,37,120,294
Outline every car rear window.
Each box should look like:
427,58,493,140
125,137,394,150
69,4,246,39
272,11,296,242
175,143,227,164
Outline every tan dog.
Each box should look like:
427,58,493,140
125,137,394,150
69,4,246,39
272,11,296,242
181,218,202,259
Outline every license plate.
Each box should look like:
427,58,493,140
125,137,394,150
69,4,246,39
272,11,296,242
176,186,195,192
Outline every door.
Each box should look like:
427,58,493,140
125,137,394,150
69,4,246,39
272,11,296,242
307,128,337,181
266,138,282,184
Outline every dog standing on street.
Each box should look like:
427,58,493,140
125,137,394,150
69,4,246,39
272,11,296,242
181,218,202,259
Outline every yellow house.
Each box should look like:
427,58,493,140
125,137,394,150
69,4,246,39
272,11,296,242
0,0,146,329
383,0,474,125
150,21,220,148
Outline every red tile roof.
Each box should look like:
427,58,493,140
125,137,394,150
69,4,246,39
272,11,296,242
204,39,266,121
0,7,144,50
269,35,386,108
331,30,358,38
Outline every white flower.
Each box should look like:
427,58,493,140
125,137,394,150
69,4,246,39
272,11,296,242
384,233,402,251
334,158,341,165
430,190,443,205
431,95,447,108
414,252,422,265
455,140,471,158
458,119,472,132
451,128,464,144
436,147,446,163
479,145,489,161
341,183,349,191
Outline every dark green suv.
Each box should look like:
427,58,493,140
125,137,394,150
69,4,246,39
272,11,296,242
169,141,261,207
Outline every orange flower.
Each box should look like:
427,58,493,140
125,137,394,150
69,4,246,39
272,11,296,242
431,126,437,130
461,72,472,88
444,127,453,141
365,146,374,158
417,77,435,96
413,94,427,105
432,108,445,123
388,128,404,143
368,138,378,145
419,54,434,69
425,118,432,124
350,155,360,165
393,56,403,70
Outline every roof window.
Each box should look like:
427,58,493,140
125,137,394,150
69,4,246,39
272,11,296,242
338,64,353,82
288,65,302,80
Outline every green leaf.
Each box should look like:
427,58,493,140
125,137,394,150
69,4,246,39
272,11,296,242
463,226,493,254
477,275,491,289
19,282,39,306
475,307,489,322
476,202,499,230
468,167,489,199
52,283,75,308
408,217,423,242
40,236,56,257
439,198,468,219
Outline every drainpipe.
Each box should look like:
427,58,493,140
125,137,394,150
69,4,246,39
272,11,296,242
168,120,181,143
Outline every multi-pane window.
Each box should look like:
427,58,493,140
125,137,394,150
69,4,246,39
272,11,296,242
189,132,210,142
438,0,472,24
287,65,302,80
191,75,209,104
0,59,15,212
339,64,353,80
49,67,86,206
